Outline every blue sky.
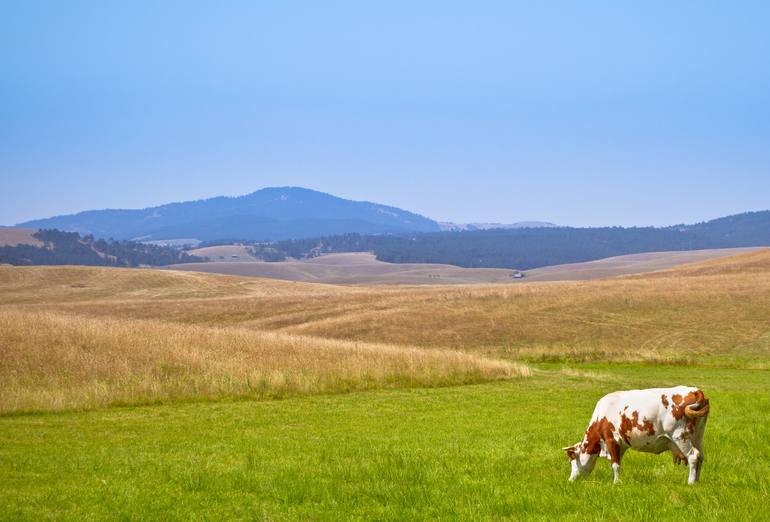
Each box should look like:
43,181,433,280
2,1,769,227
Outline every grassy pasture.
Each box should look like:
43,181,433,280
1,250,769,519
1,366,768,520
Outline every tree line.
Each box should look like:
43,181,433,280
219,211,770,270
0,229,203,267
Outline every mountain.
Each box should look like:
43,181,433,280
438,221,557,231
17,187,441,242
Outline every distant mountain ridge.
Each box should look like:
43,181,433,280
438,221,556,231
17,187,441,242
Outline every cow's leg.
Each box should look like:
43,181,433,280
668,440,687,465
687,447,702,485
672,430,694,483
692,442,705,482
691,417,708,482
605,436,623,484
695,450,704,481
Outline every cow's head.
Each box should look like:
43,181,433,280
562,443,597,481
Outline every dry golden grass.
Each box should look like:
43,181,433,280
2,249,769,413
0,264,342,304
169,252,516,284
0,309,527,413
14,250,767,367
636,247,770,277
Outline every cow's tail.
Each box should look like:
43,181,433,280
684,397,710,419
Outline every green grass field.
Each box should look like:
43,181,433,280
2,254,770,520
2,364,768,521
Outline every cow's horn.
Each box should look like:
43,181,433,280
684,399,710,419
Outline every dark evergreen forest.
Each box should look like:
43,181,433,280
221,211,770,269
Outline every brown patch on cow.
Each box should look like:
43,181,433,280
671,390,706,420
581,417,617,456
604,435,622,464
661,394,669,408
618,410,656,444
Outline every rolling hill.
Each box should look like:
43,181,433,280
17,187,440,241
168,252,516,284
2,247,768,414
519,247,764,281
168,247,762,284
0,227,43,247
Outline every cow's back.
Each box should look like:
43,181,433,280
588,386,702,453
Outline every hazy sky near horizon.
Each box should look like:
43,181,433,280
2,2,769,227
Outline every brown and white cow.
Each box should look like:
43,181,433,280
562,386,710,484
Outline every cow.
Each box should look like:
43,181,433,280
562,386,710,485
